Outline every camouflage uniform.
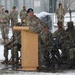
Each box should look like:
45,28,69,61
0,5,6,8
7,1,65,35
65,22,75,60
10,6,18,31
4,10,10,40
22,13,44,67
40,26,53,66
20,6,27,22
56,3,65,24
40,28,53,49
23,15,44,34
11,31,21,58
2,29,21,64
53,28,66,45
0,7,9,41
53,22,67,57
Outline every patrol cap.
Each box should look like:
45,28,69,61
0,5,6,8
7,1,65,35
27,8,33,13
12,6,16,9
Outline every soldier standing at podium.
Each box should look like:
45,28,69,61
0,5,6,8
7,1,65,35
22,8,44,68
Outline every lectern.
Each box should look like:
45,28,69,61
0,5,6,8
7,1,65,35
13,26,38,70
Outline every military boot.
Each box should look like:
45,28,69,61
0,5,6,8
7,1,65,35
68,59,74,69
1,58,8,64
8,58,13,65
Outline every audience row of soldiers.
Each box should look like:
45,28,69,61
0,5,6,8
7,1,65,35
0,5,75,69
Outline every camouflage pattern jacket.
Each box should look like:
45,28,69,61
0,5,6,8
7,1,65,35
53,28,66,45
5,31,21,47
66,28,75,44
10,10,18,27
5,13,10,25
56,8,65,23
40,30,53,48
20,10,27,22
0,12,6,27
22,15,44,34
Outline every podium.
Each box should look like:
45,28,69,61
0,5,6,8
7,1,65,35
13,26,38,70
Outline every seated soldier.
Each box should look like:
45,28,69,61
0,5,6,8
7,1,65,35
53,21,67,58
39,24,53,68
65,21,75,68
1,23,21,64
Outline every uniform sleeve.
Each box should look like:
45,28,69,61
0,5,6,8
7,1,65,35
44,31,53,47
15,11,18,19
29,19,44,34
11,32,21,46
5,14,10,24
53,30,58,38
63,8,65,16
20,10,22,19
